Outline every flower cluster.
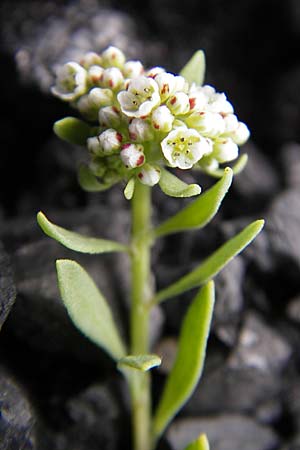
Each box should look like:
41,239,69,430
52,46,250,190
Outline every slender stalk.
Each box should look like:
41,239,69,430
129,182,153,450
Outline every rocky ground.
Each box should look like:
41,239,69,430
1,0,300,449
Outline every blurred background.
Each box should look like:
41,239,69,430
0,1,300,449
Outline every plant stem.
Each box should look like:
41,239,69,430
130,182,153,450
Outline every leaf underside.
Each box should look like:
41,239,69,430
159,168,201,198
153,281,215,440
179,50,206,86
37,211,127,254
53,117,93,146
184,434,210,450
118,354,161,372
56,259,126,360
78,165,115,192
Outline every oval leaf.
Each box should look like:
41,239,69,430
184,434,210,450
78,165,115,192
37,212,128,254
153,219,264,304
155,168,232,237
179,50,206,86
203,154,248,178
153,282,215,439
159,169,201,198
54,117,94,146
56,259,126,360
118,354,161,372
124,177,136,200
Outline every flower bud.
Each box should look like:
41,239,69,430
88,87,113,108
88,65,104,84
151,105,174,132
76,94,98,120
99,128,123,153
167,92,190,115
223,114,239,133
80,52,102,68
87,136,102,155
123,60,144,78
101,67,124,90
129,118,154,142
207,92,234,114
101,46,126,68
186,111,225,137
51,62,87,101
137,164,161,186
230,122,250,145
120,143,145,168
99,106,121,127
155,72,186,101
146,67,165,78
213,137,239,163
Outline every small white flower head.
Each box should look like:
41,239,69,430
101,67,124,90
230,122,250,145
137,164,161,186
117,76,160,118
101,46,126,68
206,92,234,114
213,137,239,163
88,65,104,84
161,127,212,169
155,72,186,101
99,106,121,127
167,92,190,115
123,60,144,78
152,105,174,132
145,67,165,78
88,87,113,108
51,62,87,101
80,52,102,68
120,143,145,168
223,114,239,133
87,136,102,155
99,128,123,153
129,118,154,142
186,111,225,137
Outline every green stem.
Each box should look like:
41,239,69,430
129,182,153,450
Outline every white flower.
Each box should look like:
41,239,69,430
88,87,113,108
161,127,212,169
151,106,174,132
80,52,102,68
154,72,187,101
186,111,225,137
213,137,239,162
206,92,234,114
99,128,123,153
117,76,160,118
123,61,144,78
129,118,154,142
51,62,87,101
98,106,121,127
101,46,126,68
101,67,124,90
145,67,165,78
230,122,250,145
87,136,101,155
167,93,190,115
120,143,145,168
88,65,104,84
137,164,161,186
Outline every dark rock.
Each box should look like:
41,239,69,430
0,242,16,330
0,367,36,450
280,142,300,189
286,296,300,324
166,415,279,450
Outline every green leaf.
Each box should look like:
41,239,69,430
153,282,215,440
117,354,161,372
56,259,126,360
153,219,264,305
159,168,201,198
78,165,114,192
155,168,232,237
203,154,248,178
124,177,135,200
184,434,210,450
179,50,206,86
37,211,128,254
54,117,94,146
